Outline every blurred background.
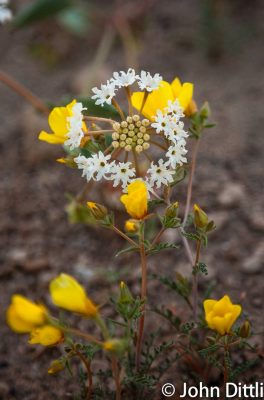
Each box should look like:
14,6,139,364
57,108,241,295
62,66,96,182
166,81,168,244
0,0,263,398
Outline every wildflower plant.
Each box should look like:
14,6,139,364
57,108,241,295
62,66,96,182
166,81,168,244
3,68,261,399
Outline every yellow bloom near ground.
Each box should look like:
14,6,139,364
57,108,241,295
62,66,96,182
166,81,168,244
131,77,195,120
120,181,148,220
29,325,63,346
49,273,98,317
6,295,48,333
204,295,242,335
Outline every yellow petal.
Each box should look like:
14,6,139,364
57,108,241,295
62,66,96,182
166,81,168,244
171,77,182,97
177,83,193,111
12,295,47,325
132,81,174,120
49,273,97,317
48,100,76,136
6,304,35,333
203,299,217,314
39,131,66,144
29,325,63,346
120,181,148,220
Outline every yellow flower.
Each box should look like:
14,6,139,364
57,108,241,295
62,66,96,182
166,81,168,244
131,77,195,120
39,100,87,145
49,273,98,317
120,181,148,220
6,295,48,333
124,219,139,233
29,325,64,346
204,295,242,335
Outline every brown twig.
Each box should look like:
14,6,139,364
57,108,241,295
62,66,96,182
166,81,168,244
74,348,93,400
0,70,49,115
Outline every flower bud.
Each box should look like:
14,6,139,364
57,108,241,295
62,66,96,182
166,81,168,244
118,281,134,305
87,202,108,220
48,359,65,375
165,201,179,218
239,320,250,339
193,204,209,229
103,339,128,355
124,219,139,233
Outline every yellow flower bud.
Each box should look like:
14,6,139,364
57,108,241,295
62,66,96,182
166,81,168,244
48,359,65,375
6,295,48,333
118,281,134,304
165,201,179,218
204,295,242,336
239,320,251,339
120,181,148,220
103,339,128,355
193,203,209,229
124,219,139,233
49,273,98,317
29,325,64,346
87,202,108,220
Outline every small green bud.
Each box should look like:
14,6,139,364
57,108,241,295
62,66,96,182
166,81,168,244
165,201,179,218
239,321,251,339
118,281,134,305
48,359,65,375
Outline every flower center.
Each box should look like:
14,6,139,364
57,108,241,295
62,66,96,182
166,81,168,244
111,115,150,153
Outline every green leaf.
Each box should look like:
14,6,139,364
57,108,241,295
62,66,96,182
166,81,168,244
170,165,187,186
115,246,139,257
181,231,200,241
14,0,72,28
147,242,179,255
78,97,120,119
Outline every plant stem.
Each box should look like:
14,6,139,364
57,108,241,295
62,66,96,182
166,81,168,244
182,137,201,227
140,90,149,114
0,70,49,115
84,116,116,124
65,327,103,346
86,129,114,136
112,98,125,120
136,226,147,371
151,227,166,247
149,140,168,151
179,137,201,269
74,348,93,400
111,356,122,400
112,225,138,247
125,86,133,115
193,239,201,322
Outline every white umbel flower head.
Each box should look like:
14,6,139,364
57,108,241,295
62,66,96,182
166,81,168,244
165,121,188,143
112,68,137,88
74,151,112,182
109,162,136,188
166,142,188,168
166,99,184,119
147,160,174,188
137,71,162,92
74,155,95,181
0,0,12,23
91,81,116,106
64,102,86,150
90,151,113,180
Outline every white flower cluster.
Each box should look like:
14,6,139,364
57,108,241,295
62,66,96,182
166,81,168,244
74,152,136,189
91,69,163,106
151,99,188,171
0,0,12,23
64,102,87,150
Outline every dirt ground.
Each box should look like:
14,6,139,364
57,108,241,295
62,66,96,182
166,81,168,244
0,0,264,399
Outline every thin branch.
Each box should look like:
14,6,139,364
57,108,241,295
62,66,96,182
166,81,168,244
0,70,49,115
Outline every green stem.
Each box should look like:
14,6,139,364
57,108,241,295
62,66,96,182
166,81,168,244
136,225,147,371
